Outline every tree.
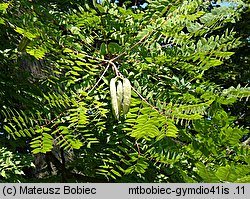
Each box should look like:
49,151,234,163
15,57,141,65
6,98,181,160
0,0,250,182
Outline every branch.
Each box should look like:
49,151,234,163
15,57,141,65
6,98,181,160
87,63,110,95
242,137,250,146
78,52,121,77
131,85,160,113
110,31,151,63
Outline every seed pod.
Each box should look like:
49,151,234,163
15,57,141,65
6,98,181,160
110,78,119,120
122,78,131,115
116,80,123,115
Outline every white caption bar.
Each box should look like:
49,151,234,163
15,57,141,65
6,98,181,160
0,183,249,199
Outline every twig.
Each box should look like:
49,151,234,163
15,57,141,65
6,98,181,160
87,63,110,95
78,52,121,78
41,111,65,128
134,0,138,7
242,137,250,146
135,141,141,155
131,85,159,113
110,32,151,63
81,53,110,63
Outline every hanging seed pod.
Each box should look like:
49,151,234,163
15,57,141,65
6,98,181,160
116,80,123,116
122,78,131,115
110,78,119,120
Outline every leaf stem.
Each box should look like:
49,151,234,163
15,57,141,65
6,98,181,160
131,86,159,113
87,63,110,95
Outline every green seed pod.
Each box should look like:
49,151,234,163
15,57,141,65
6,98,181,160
110,78,119,120
116,80,123,115
122,78,131,115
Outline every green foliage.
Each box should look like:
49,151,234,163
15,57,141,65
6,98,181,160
0,147,34,182
0,0,249,182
